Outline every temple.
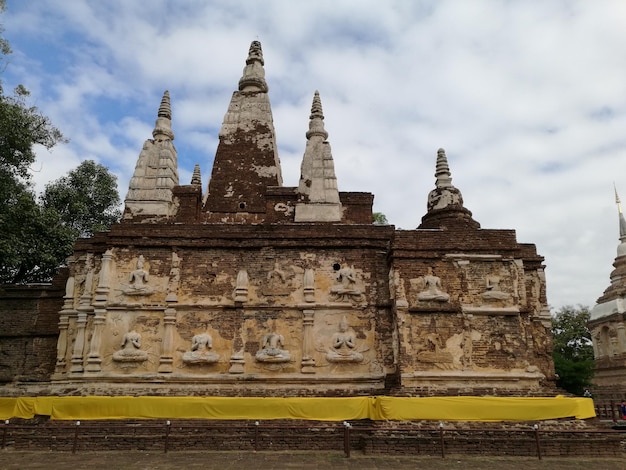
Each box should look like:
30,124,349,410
0,41,556,398
589,187,626,399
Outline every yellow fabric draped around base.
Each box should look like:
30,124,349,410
0,396,595,421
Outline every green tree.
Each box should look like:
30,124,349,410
551,305,594,396
0,188,74,283
373,212,388,225
0,0,70,283
41,160,121,238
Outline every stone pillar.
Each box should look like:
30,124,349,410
86,250,113,373
159,307,177,373
229,354,245,374
303,268,315,303
234,269,249,303
617,322,626,354
70,311,88,374
610,334,619,357
55,276,75,375
86,310,105,373
55,315,70,375
71,257,94,374
160,251,180,373
229,319,245,374
301,309,316,373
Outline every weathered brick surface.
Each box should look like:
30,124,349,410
0,279,65,383
0,217,555,397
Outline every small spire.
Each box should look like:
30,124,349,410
418,147,480,230
294,90,342,222
191,163,201,186
434,148,453,188
246,40,264,66
158,90,171,119
306,91,328,141
615,184,626,241
238,40,268,92
153,90,174,140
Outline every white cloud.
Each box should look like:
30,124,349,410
4,0,626,308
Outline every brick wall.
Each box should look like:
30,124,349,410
2,419,623,457
0,274,65,383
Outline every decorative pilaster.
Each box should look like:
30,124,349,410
71,256,94,374
301,309,316,374
86,250,113,373
229,324,246,374
160,252,181,373
70,312,87,374
159,307,177,373
55,276,75,375
303,268,315,303
234,269,249,303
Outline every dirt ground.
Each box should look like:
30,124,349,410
0,451,623,470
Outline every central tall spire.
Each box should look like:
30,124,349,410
238,40,268,93
204,41,282,220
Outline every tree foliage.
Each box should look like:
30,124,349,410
41,160,122,238
551,305,594,396
0,188,75,283
373,212,388,225
0,3,120,283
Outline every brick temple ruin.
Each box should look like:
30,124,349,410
0,41,557,397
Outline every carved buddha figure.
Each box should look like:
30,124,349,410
263,261,290,296
417,268,450,302
113,330,148,362
124,255,153,295
326,316,363,363
256,332,291,363
183,333,220,364
329,265,363,302
481,275,510,301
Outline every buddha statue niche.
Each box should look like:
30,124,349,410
112,330,148,363
182,333,220,365
326,316,363,363
255,332,292,363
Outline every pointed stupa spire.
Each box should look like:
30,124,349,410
191,163,202,186
204,41,282,220
306,91,328,140
123,91,179,220
238,40,268,92
428,148,463,211
591,185,626,320
418,148,479,229
434,148,453,188
615,184,626,244
153,90,174,140
295,91,342,222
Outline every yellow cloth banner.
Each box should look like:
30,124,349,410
0,396,595,421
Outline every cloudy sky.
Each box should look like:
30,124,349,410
3,0,626,310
